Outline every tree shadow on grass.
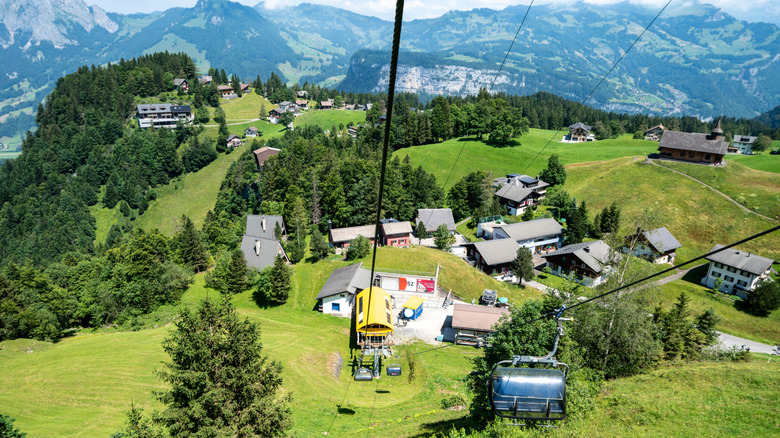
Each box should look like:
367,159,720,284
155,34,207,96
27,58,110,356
407,416,476,437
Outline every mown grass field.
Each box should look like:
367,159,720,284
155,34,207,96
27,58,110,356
295,109,367,130
214,91,275,121
729,153,780,173
564,157,780,262
135,142,252,234
395,130,661,190
656,159,780,219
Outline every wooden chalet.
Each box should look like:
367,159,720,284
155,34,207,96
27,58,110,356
542,240,619,287
320,99,333,110
217,85,234,97
566,122,594,142
492,174,549,215
657,120,728,164
173,78,189,91
644,124,664,141
226,134,242,148
329,224,376,248
464,238,520,275
252,146,280,169
624,227,681,264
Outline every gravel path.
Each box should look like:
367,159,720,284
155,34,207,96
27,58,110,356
717,332,778,354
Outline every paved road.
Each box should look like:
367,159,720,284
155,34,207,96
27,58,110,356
717,331,778,355
651,160,776,222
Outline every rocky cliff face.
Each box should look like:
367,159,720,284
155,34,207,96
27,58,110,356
0,0,118,49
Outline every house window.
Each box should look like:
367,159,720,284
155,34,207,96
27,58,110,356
705,154,711,160
680,151,685,157
332,303,341,312
713,272,720,278
724,275,734,282
688,152,694,158
737,280,747,287
727,266,736,273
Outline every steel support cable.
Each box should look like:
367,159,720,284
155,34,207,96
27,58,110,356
520,0,673,176
443,0,535,190
396,223,779,359
329,2,405,435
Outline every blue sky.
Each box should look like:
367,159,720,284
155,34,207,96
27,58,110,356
89,0,780,25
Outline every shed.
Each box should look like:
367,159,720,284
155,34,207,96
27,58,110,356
402,296,425,320
452,304,510,346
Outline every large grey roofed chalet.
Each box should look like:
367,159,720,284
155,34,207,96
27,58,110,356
658,130,728,155
471,239,520,266
240,235,284,271
417,209,456,232
330,225,376,243
705,245,773,276
316,263,371,300
495,218,563,242
382,221,413,235
544,240,615,274
642,227,681,253
246,215,285,241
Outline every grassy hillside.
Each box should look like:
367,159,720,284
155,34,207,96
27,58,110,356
657,160,780,219
394,130,660,190
2,256,778,436
563,157,779,262
295,109,367,129
729,153,780,173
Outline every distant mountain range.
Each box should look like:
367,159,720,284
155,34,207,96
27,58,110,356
1,0,778,142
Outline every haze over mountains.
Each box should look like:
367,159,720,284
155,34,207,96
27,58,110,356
1,0,779,142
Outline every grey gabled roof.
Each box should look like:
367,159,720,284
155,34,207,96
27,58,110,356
658,130,728,155
642,227,681,253
494,184,533,203
495,218,564,242
381,221,413,236
705,245,774,276
246,215,285,240
240,235,287,271
569,122,591,131
416,209,456,232
470,239,520,266
316,263,371,300
543,240,616,274
329,225,376,244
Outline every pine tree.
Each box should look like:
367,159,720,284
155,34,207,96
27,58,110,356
268,255,291,304
539,154,567,186
156,299,291,437
225,249,248,295
309,227,330,260
172,215,210,273
510,247,535,286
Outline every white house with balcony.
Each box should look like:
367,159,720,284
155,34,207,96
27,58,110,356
701,245,774,298
492,218,564,253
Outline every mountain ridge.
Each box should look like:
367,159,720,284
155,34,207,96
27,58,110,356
0,0,779,143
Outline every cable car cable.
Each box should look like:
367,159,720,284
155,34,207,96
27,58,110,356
329,1,405,434
443,0,535,189
516,223,780,327
391,222,779,362
520,0,673,176
489,0,535,93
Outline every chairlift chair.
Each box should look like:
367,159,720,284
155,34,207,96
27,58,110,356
486,313,572,424
386,354,402,376
354,367,373,381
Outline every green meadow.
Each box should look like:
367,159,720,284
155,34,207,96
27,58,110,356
395,130,660,190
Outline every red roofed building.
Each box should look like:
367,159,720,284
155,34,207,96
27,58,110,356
252,146,281,169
